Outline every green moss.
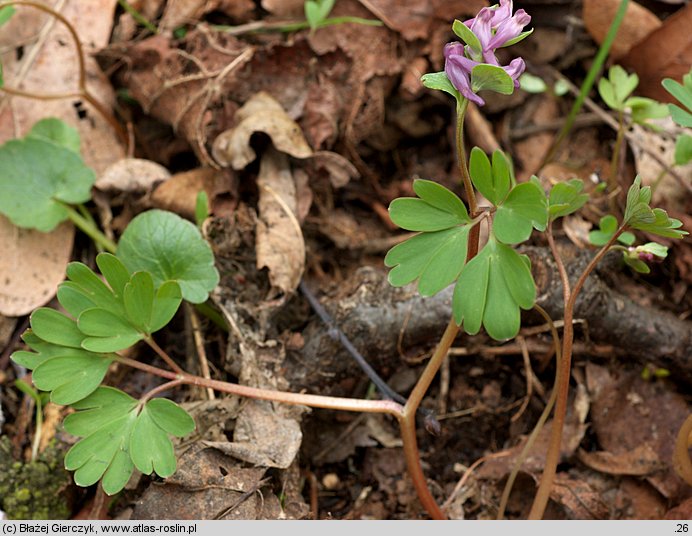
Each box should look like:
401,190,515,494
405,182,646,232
0,437,71,520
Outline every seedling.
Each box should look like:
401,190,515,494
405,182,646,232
597,65,668,189
662,67,692,166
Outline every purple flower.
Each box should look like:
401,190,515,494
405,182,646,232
444,0,530,105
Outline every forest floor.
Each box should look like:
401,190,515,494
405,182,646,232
0,0,691,521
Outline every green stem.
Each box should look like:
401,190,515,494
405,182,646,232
63,204,117,253
116,0,158,34
540,0,629,169
529,225,624,519
213,16,382,35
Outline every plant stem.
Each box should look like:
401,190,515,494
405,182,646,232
145,337,184,375
114,355,404,417
539,0,630,169
456,99,478,216
116,0,158,34
530,225,623,519
139,379,185,405
63,204,118,254
212,16,382,35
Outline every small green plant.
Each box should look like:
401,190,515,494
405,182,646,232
662,68,692,166
597,65,668,190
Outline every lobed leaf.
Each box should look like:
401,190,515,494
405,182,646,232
421,71,461,101
493,181,548,244
389,180,469,232
548,179,589,220
117,210,219,304
674,134,692,166
469,148,511,205
453,237,536,340
96,253,131,299
589,215,634,246
32,351,113,405
123,272,155,332
30,308,84,348
27,118,81,154
12,330,79,370
623,177,687,239
64,388,195,495
471,64,514,95
78,308,144,353
64,261,125,316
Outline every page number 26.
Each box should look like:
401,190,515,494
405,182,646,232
676,525,689,533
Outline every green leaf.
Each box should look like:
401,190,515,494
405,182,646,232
32,351,114,405
623,176,687,239
412,179,469,221
624,97,668,126
0,5,15,27
519,73,547,94
500,28,533,47
150,281,183,332
304,1,321,30
78,308,144,353
623,256,650,274
11,330,71,370
123,271,155,332
95,253,131,299
469,148,511,205
130,399,194,477
493,181,548,244
548,179,589,220
117,210,219,304
195,191,209,228
30,308,84,348
669,104,692,128
65,406,137,494
27,118,81,154
662,76,692,113
598,77,618,111
611,65,638,104
57,282,98,318
588,214,618,246
674,134,692,166
421,71,461,101
452,19,481,54
64,388,194,495
0,137,96,231
385,226,471,296
0,62,3,88
453,237,536,340
471,64,514,95
389,197,467,232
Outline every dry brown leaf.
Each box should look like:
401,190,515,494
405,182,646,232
160,0,255,31
310,150,359,188
261,0,304,17
212,92,313,170
562,214,592,250
0,0,125,173
630,122,692,211
96,158,171,192
151,167,230,219
622,3,692,102
203,400,302,469
0,216,73,317
551,472,610,519
582,0,660,61
256,147,306,294
577,445,664,476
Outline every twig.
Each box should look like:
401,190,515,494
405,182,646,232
187,304,214,400
510,336,533,423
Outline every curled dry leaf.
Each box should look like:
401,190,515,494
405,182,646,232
0,0,124,173
151,167,231,220
577,445,664,476
310,150,359,188
256,147,306,294
0,216,74,316
582,0,661,61
96,158,171,192
212,92,313,170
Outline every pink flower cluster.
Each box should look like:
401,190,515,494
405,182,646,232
444,0,530,105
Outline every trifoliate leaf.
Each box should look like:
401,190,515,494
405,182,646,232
674,134,692,166
78,308,144,353
305,0,334,29
63,261,125,316
599,65,638,112
117,210,219,304
64,388,194,495
27,118,81,154
663,72,692,128
64,388,138,494
469,148,511,205
453,236,536,340
624,96,668,127
31,350,114,405
30,308,84,348
389,181,469,232
130,399,194,477
548,179,589,220
452,19,481,54
0,137,96,231
471,64,514,95
588,215,634,246
624,176,687,239
385,226,471,296
421,71,461,101
493,181,548,244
